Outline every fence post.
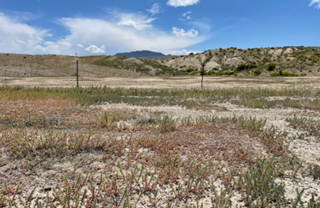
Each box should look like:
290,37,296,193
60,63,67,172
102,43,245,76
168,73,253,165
4,68,6,85
76,60,79,87
76,60,79,88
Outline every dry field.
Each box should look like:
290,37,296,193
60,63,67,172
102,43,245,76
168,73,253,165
0,77,320,207
1,76,320,89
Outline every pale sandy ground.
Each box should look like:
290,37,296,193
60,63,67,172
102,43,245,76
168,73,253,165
1,76,320,89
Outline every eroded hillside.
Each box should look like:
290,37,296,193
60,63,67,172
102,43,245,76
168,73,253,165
160,46,320,76
1,46,320,78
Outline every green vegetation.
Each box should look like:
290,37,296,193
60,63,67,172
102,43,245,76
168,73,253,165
270,70,298,77
267,63,276,71
236,63,257,71
186,68,195,73
253,69,262,76
216,71,234,76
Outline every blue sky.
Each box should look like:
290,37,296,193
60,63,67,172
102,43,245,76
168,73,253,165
0,0,319,56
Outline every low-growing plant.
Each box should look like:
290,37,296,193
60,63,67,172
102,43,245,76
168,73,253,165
270,70,298,77
236,157,287,207
253,69,262,76
309,165,320,180
157,115,177,132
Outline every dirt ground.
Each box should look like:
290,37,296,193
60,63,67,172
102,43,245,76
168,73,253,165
1,76,320,207
1,76,320,89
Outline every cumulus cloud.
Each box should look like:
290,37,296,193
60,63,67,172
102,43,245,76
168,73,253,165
0,12,207,55
182,11,192,20
0,12,49,54
167,0,200,7
85,45,105,53
148,3,161,15
309,0,320,8
172,27,198,37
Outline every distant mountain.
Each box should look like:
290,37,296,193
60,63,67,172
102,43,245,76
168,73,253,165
115,50,174,60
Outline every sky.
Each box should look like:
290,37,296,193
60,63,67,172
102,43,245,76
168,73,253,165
0,0,319,56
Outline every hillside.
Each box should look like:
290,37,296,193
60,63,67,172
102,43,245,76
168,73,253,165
1,46,320,78
0,54,177,78
160,46,320,76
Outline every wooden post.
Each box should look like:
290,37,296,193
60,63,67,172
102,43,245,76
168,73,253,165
76,60,79,88
4,68,6,85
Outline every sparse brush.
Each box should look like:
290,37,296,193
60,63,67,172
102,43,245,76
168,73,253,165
157,115,177,132
309,165,320,180
236,157,287,207
286,115,320,138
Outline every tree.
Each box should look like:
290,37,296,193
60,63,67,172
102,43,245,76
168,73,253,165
200,61,205,88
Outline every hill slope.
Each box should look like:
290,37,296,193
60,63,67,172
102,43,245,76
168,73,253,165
0,54,177,78
159,46,320,76
1,46,320,78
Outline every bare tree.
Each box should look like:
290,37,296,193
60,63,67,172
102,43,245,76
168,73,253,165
200,61,205,88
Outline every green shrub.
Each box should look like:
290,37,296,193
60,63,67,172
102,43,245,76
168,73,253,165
173,71,189,76
270,70,298,77
253,69,262,76
186,68,194,73
207,71,215,75
216,71,234,76
236,63,257,72
267,63,276,71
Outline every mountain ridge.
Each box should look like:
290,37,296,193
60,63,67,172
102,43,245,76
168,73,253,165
114,50,174,60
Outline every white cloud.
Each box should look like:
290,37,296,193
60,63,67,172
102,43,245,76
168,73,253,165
85,45,105,53
309,0,320,8
189,20,211,31
182,11,192,20
167,0,200,7
0,12,207,55
0,12,48,54
172,27,198,37
117,13,156,30
148,3,161,15
170,49,200,55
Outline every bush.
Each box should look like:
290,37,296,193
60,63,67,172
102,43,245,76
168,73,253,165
173,71,189,76
236,63,247,71
189,53,194,56
236,63,257,72
216,71,234,76
207,71,215,75
270,70,298,77
186,68,194,73
267,63,276,71
253,69,262,76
